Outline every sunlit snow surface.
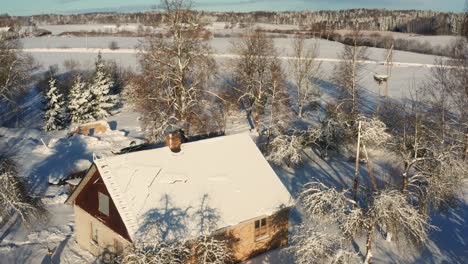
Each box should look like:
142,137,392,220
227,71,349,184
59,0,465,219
0,26,466,263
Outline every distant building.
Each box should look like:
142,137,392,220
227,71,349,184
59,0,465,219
66,132,293,261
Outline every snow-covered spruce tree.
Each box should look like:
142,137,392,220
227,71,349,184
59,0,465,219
89,53,116,120
0,158,47,227
43,77,65,131
67,75,93,124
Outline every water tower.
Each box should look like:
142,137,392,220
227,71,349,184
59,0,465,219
373,74,389,114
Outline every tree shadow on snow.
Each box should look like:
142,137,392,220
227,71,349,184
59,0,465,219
50,234,71,264
30,135,93,194
416,201,468,264
137,193,222,241
272,149,371,199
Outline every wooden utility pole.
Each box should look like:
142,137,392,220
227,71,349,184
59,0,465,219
362,144,378,192
353,121,362,202
384,44,394,97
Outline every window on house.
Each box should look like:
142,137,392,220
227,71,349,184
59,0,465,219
254,217,268,241
98,192,110,216
90,222,98,243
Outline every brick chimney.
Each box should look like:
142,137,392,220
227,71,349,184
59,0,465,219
166,131,182,153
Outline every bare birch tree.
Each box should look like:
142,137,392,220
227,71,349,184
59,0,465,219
230,29,280,130
0,38,35,112
289,37,322,118
333,28,368,115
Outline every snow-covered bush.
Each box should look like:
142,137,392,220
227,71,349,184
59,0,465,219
357,115,392,147
122,236,234,264
300,182,351,221
122,241,190,264
43,77,65,131
290,224,361,264
192,235,234,264
267,133,303,166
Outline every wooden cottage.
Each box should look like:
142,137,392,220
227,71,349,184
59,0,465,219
66,133,293,261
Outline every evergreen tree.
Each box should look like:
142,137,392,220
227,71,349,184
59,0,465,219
89,53,116,119
67,75,92,124
43,77,65,131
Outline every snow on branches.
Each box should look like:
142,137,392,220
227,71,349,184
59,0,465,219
67,75,93,124
369,190,434,247
293,181,433,263
300,182,352,221
122,236,234,264
0,158,47,227
89,53,117,119
266,133,303,167
43,77,65,131
357,115,392,147
122,241,190,264
127,0,220,142
290,224,361,264
193,235,234,264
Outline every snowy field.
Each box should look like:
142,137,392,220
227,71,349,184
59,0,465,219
21,35,446,102
0,33,466,263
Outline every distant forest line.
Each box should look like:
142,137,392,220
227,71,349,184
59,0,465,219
0,9,465,35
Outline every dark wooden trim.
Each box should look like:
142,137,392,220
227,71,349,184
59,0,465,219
75,169,132,242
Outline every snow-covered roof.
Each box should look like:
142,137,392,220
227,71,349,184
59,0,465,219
66,178,82,186
93,133,293,241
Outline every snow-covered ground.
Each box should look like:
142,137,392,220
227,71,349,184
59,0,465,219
0,31,465,263
21,35,445,102
0,107,147,263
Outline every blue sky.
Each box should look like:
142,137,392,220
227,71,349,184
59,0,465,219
2,0,466,16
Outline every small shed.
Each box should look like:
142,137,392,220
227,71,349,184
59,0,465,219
66,178,82,192
72,121,110,136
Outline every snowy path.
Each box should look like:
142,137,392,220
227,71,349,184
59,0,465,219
21,48,448,68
